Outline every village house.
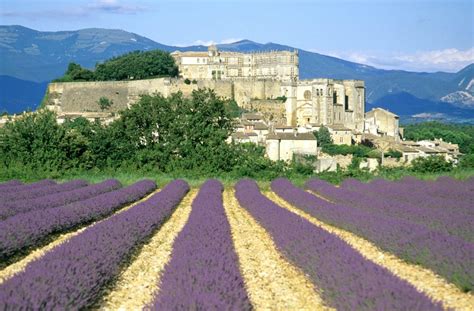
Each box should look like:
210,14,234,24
265,132,317,161
231,132,259,144
365,107,401,139
326,125,352,145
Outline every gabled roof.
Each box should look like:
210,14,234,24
274,124,293,129
232,132,257,139
416,146,447,153
366,107,399,118
253,122,268,130
327,124,351,131
266,132,316,141
242,112,263,120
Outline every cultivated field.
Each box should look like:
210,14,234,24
0,177,473,310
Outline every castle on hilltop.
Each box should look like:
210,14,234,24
171,45,299,81
45,46,365,130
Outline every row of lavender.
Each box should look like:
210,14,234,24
0,180,189,309
236,179,441,310
341,177,474,214
305,179,474,242
151,179,252,309
273,178,474,292
0,179,155,262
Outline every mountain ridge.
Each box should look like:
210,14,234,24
0,25,472,122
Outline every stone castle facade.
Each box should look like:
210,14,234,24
171,45,298,81
45,46,365,130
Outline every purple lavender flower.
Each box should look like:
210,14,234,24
0,179,188,309
0,179,121,220
0,179,56,195
236,179,441,310
273,178,474,292
305,179,474,242
0,180,22,188
152,179,252,310
0,179,156,261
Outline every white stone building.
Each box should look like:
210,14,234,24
171,45,299,82
265,132,317,161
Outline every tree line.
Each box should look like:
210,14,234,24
0,89,308,180
54,50,178,82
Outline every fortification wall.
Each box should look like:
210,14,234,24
46,78,282,116
248,99,286,124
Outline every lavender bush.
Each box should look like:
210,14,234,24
0,179,121,220
272,178,474,292
0,179,88,203
305,179,474,242
236,179,441,310
152,179,252,310
0,180,22,188
0,179,156,262
0,179,189,309
344,178,474,214
0,179,56,195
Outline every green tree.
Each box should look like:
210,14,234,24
410,155,453,173
313,126,332,147
94,50,178,81
98,97,113,111
0,110,66,171
404,122,474,154
459,154,474,168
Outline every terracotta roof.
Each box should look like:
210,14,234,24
416,146,446,153
253,122,268,130
232,132,257,139
392,144,418,153
366,107,399,118
242,112,263,120
274,124,293,129
266,132,316,141
327,124,351,131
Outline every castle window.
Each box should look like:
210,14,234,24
345,95,349,110
197,58,200,63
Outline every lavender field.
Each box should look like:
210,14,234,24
0,177,472,310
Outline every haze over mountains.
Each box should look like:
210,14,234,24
1,25,473,123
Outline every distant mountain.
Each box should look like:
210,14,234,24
0,25,473,122
0,75,48,114
369,92,474,124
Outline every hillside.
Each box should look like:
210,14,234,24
0,25,472,122
0,75,48,114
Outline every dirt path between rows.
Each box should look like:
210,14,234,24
0,189,160,285
99,189,197,310
224,189,333,310
265,191,474,311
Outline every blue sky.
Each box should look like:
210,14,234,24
1,0,473,72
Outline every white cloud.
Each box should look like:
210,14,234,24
312,48,474,73
88,0,145,14
173,38,243,47
0,0,146,18
191,40,217,46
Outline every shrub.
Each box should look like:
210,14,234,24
98,97,113,111
459,154,474,168
410,156,453,173
313,126,332,147
184,78,191,85
322,144,374,158
385,149,402,159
